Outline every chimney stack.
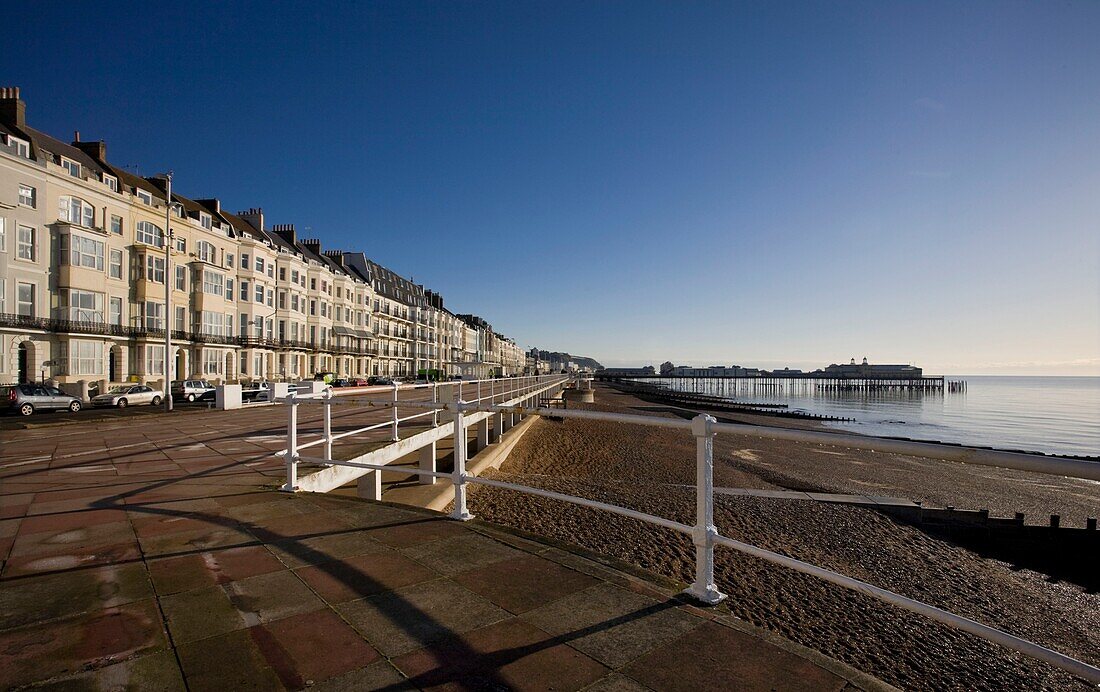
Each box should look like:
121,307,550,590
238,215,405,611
73,139,107,161
0,87,26,129
238,207,264,233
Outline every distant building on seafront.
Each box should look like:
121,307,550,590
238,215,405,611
823,357,922,379
598,366,656,376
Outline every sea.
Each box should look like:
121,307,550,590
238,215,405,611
652,375,1100,457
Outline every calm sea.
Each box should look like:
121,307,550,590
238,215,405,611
657,375,1100,457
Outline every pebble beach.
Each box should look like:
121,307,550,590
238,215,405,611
467,385,1100,691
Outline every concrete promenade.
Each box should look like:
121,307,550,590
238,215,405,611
1,405,891,690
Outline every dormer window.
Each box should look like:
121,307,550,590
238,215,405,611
103,174,118,192
61,158,81,178
136,189,153,206
59,196,95,227
200,213,211,230
5,134,30,159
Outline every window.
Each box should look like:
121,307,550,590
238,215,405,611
255,257,264,273
17,282,35,317
202,270,224,297
68,340,103,376
226,253,234,268
278,291,286,310
226,277,234,295
196,240,216,263
241,253,249,270
240,280,249,301
18,184,35,208
136,189,153,205
8,136,29,158
200,213,211,230
240,313,249,337
110,297,122,325
174,236,185,253
279,268,286,281
225,313,233,337
255,284,264,303
145,344,165,376
202,350,222,375
240,352,248,375
175,306,186,332
61,158,81,178
266,289,273,307
311,278,317,290
143,301,164,330
136,221,164,247
310,300,316,316
291,270,299,284
62,289,104,322
103,174,118,192
68,234,105,271
17,225,34,261
175,265,186,291
267,264,274,278
0,217,5,251
145,255,165,283
58,196,95,227
200,311,226,336
111,215,123,235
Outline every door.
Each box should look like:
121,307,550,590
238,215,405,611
108,350,117,382
18,344,29,384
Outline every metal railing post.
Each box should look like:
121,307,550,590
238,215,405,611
431,380,439,427
280,392,298,492
451,396,473,520
685,414,726,605
322,388,333,461
390,381,399,441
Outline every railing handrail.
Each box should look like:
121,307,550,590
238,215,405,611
275,377,1100,683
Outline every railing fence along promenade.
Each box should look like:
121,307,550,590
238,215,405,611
277,377,1100,684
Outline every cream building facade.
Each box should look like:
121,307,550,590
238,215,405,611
0,87,527,389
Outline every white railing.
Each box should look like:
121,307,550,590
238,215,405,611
275,385,1100,684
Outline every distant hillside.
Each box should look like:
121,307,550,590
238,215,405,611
535,350,603,371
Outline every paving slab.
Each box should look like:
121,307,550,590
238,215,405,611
0,406,891,691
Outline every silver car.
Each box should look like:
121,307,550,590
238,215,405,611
2,384,83,416
91,384,163,408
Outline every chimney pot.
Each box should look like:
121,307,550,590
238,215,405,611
74,130,80,142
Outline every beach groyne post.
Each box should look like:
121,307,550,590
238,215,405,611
451,395,474,521
685,413,727,605
280,391,298,492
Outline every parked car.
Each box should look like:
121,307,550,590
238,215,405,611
332,378,350,388
171,379,215,402
349,378,368,387
2,383,83,416
91,384,163,408
242,381,270,401
369,376,395,386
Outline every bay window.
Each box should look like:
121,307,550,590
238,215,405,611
136,221,164,247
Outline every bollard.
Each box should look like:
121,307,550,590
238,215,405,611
1087,517,1097,531
1050,514,1060,529
280,392,298,492
684,414,726,605
451,397,474,521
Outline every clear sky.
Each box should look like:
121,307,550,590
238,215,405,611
5,1,1098,375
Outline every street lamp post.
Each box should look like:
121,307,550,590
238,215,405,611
160,172,175,413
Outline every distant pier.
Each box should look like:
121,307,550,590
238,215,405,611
596,372,949,393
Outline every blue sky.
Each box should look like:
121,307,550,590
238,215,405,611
5,1,1098,374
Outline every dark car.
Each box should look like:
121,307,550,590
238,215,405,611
332,378,350,388
368,376,395,386
2,383,83,416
